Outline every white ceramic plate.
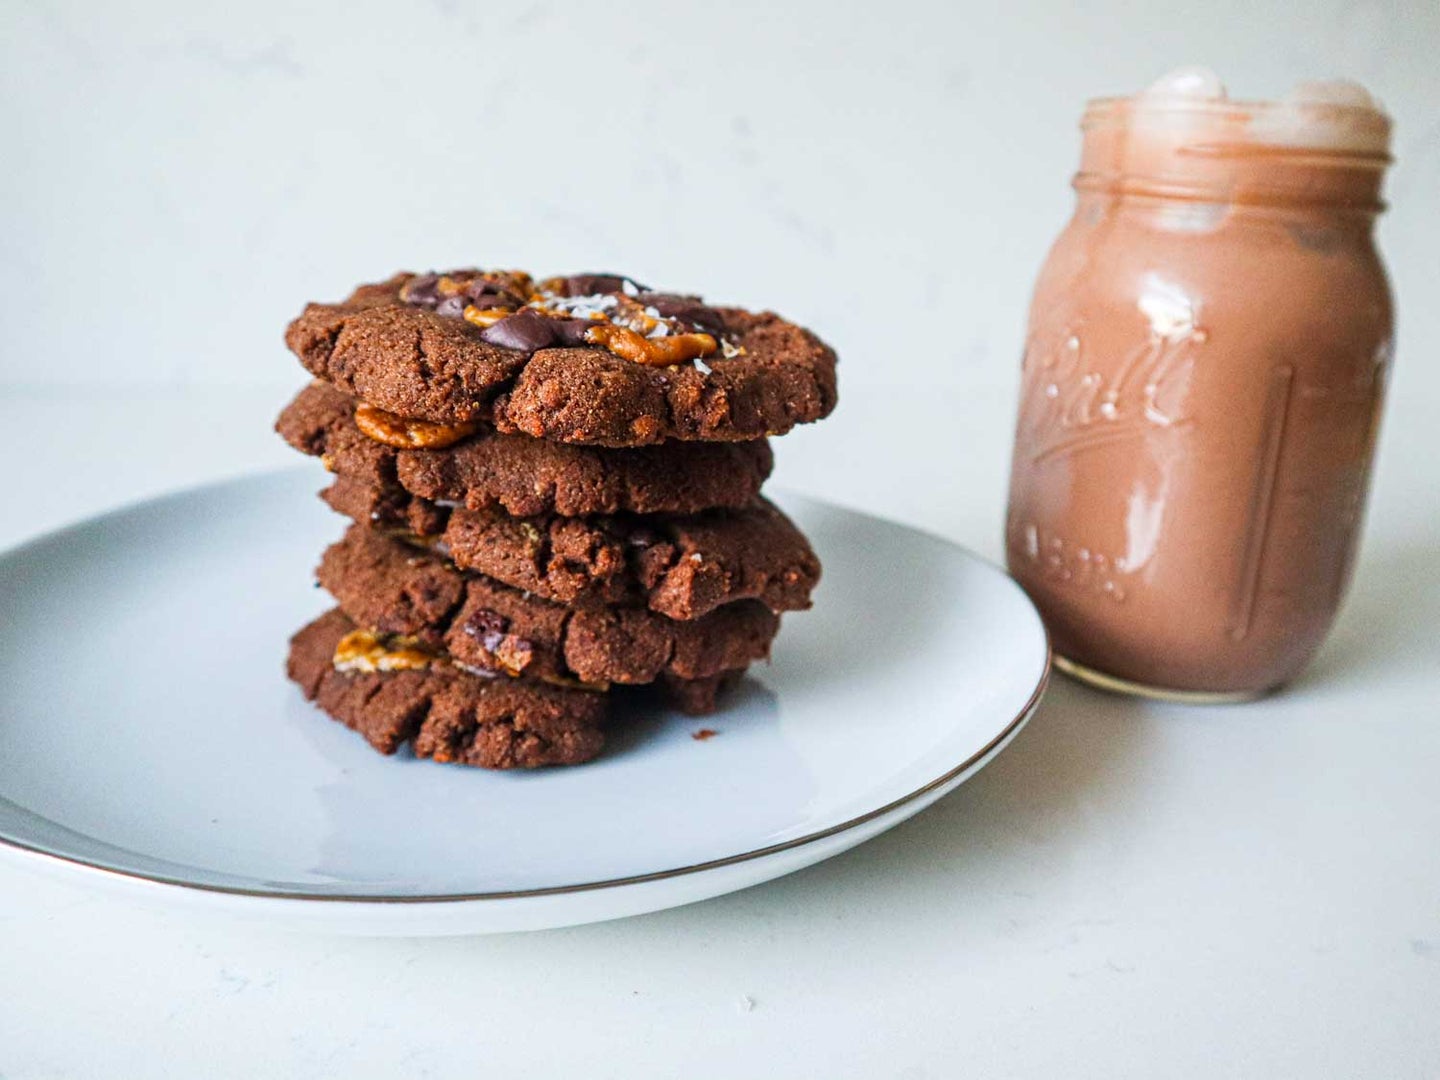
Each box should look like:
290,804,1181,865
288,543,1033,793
0,470,1049,935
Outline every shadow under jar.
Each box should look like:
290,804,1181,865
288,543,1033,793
1005,70,1395,701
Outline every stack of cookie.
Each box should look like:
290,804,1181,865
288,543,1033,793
277,269,838,769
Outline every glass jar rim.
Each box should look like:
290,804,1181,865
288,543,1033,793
1081,95,1392,164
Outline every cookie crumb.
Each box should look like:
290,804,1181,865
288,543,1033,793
693,729,718,741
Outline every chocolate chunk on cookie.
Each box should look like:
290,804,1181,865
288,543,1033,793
287,609,607,769
278,382,773,517
284,269,838,446
316,525,780,686
321,476,821,621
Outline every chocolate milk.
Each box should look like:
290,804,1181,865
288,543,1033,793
1006,69,1394,699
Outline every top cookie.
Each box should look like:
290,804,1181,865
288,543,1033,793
284,270,838,447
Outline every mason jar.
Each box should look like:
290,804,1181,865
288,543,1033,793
1005,70,1394,701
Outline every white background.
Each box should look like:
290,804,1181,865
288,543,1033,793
2,1,1438,1077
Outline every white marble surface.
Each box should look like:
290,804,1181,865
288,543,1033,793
3,0,1440,1075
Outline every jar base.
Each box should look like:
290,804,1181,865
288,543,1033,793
1053,654,1268,705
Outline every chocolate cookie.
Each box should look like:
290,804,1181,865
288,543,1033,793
321,472,450,538
287,609,607,769
278,382,774,518
656,669,747,716
321,475,821,622
316,524,780,687
284,270,838,446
